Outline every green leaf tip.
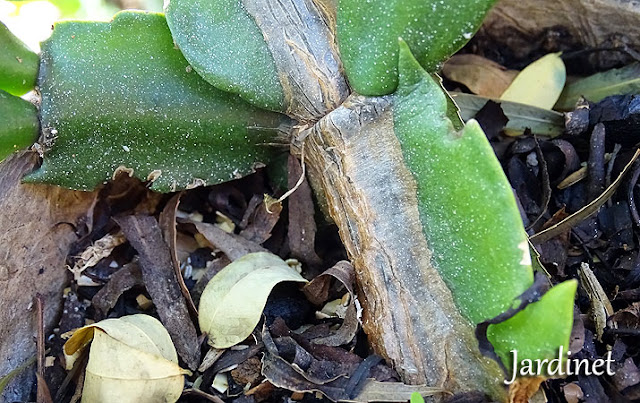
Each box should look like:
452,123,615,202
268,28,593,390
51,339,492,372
393,41,534,324
26,11,288,192
488,280,577,378
338,0,497,96
410,391,425,403
0,22,39,96
165,0,284,112
0,90,39,162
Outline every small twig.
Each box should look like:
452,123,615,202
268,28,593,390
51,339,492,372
35,294,53,403
525,137,551,231
587,123,606,202
531,148,640,244
266,140,307,213
627,159,640,228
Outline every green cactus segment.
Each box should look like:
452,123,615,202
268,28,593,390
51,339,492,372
26,11,287,192
337,0,496,96
0,90,39,161
393,40,533,323
0,22,39,96
488,280,578,377
165,0,284,112
393,41,577,375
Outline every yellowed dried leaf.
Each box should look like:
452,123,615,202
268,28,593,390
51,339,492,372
62,315,190,403
199,252,307,348
501,53,566,109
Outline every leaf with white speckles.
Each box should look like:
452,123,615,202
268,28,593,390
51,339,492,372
25,11,289,192
487,280,577,378
0,22,39,96
0,90,38,162
394,40,575,373
337,0,497,95
165,0,284,112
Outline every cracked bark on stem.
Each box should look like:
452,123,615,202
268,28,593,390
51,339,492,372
291,95,505,400
246,0,506,397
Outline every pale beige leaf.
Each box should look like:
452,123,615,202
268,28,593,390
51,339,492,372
62,315,189,403
85,330,188,380
64,314,178,365
82,332,186,403
198,252,308,348
442,54,517,98
95,314,178,363
500,53,566,109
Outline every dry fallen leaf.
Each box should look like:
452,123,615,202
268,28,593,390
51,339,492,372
63,314,190,403
199,252,308,348
500,53,566,109
442,54,517,98
303,261,360,346
0,153,97,401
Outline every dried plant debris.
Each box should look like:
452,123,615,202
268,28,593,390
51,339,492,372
238,195,282,244
261,321,442,402
190,221,268,261
114,214,201,370
91,262,143,320
67,232,126,283
450,92,565,137
287,155,322,269
442,54,517,98
303,261,360,347
159,192,198,317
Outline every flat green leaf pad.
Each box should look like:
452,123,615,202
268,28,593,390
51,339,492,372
0,22,39,96
0,90,39,161
394,40,533,323
338,0,496,95
393,40,576,373
26,11,287,192
165,0,284,112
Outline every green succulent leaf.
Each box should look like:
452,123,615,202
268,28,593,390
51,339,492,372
338,0,496,96
0,22,39,96
394,40,532,323
165,0,284,112
488,280,578,377
393,40,576,369
25,11,288,192
0,89,39,162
